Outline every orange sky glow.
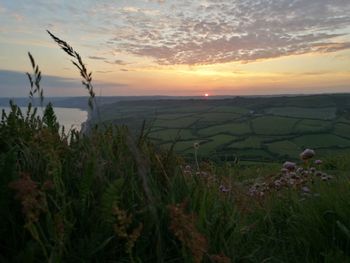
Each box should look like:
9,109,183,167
1,0,350,97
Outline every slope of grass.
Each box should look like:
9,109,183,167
2,105,350,262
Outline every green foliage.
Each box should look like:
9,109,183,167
47,30,97,114
43,102,59,132
26,52,44,105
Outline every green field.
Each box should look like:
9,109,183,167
293,134,350,148
252,116,297,135
266,107,336,119
95,94,350,162
229,136,264,149
334,123,350,138
199,134,236,154
198,122,251,136
149,128,196,141
267,140,302,157
293,119,332,133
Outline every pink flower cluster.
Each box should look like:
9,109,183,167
249,149,334,197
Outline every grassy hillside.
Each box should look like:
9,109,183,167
2,101,350,262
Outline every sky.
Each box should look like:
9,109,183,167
1,0,350,97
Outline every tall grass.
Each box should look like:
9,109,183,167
0,31,350,262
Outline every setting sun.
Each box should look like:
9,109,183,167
204,93,209,97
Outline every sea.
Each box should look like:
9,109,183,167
1,106,88,132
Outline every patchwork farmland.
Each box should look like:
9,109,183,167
92,94,350,163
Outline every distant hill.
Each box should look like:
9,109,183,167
0,95,238,110
86,93,350,163
2,93,349,110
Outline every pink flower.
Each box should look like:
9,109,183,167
300,149,315,160
219,185,230,193
314,159,322,165
283,161,296,171
301,186,311,193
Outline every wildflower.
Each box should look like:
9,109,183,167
193,142,200,150
112,206,143,255
219,185,230,193
8,173,46,223
300,149,315,160
198,171,208,177
274,180,281,187
315,171,322,177
301,170,309,176
289,179,296,185
310,167,316,173
193,143,200,171
289,172,297,179
183,165,192,176
168,202,208,263
321,176,328,181
296,167,304,174
301,186,311,193
283,161,296,171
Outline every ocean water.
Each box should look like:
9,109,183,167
1,106,88,131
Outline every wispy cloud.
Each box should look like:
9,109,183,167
3,0,350,66
88,56,107,60
105,0,350,65
0,70,128,96
0,69,82,96
96,70,113,73
104,59,128,65
148,0,165,4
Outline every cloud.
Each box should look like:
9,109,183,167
88,56,107,60
104,59,128,65
0,70,82,97
0,70,128,96
148,0,165,4
2,0,350,67
96,70,113,73
106,0,350,65
0,4,6,13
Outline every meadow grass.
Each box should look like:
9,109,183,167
1,31,350,263
252,116,298,135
